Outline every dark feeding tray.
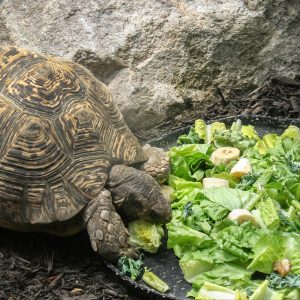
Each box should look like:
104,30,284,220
106,115,300,300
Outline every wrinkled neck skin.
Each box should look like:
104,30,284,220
106,164,171,224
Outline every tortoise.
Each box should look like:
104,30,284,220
0,46,171,261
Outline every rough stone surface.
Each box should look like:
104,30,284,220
0,0,299,131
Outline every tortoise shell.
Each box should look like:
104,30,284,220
0,46,147,225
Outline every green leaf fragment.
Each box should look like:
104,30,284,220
117,256,144,281
142,269,170,293
267,272,300,289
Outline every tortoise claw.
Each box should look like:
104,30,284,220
120,246,140,260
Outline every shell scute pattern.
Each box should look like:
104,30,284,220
3,60,86,117
0,47,146,225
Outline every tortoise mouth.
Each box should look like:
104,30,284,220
145,203,172,224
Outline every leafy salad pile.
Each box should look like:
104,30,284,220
166,119,300,300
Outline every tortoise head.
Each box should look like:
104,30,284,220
107,165,172,224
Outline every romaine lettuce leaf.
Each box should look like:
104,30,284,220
195,282,248,300
283,234,300,275
167,221,211,250
177,126,202,145
191,263,252,290
257,198,280,230
212,222,262,262
128,220,164,253
254,133,278,155
249,280,283,300
168,175,202,201
281,125,300,140
194,119,226,144
169,144,213,181
248,234,286,274
142,269,170,293
195,119,207,141
241,125,260,140
200,187,260,211
180,256,214,283
213,129,257,152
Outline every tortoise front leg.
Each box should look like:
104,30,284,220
137,144,169,183
82,189,138,262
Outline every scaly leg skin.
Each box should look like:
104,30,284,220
82,189,138,262
138,144,169,183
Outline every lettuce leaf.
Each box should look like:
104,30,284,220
194,119,226,144
200,187,260,211
169,144,213,181
249,280,283,300
257,198,280,230
254,133,278,155
191,263,252,290
267,272,300,289
195,119,207,141
142,269,170,293
168,175,202,201
241,125,260,140
177,126,201,145
283,234,300,275
180,255,214,283
167,221,211,251
195,282,248,300
248,234,286,274
128,220,164,253
281,125,300,140
212,222,262,262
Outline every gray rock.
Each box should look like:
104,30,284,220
0,0,299,131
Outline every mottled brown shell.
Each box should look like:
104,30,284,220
0,46,147,225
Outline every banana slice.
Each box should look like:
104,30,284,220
230,158,252,178
203,178,229,188
228,209,257,225
210,147,240,165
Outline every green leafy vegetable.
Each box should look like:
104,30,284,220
247,235,285,274
249,280,283,300
117,256,144,281
183,201,193,219
200,187,260,211
191,263,252,291
168,175,202,201
212,222,262,262
257,198,280,230
267,272,300,289
166,120,300,299
177,127,201,145
142,269,170,293
254,133,278,155
194,119,226,144
241,125,260,140
281,125,300,140
195,282,248,300
128,220,164,254
179,254,214,283
169,144,212,181
167,221,211,252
